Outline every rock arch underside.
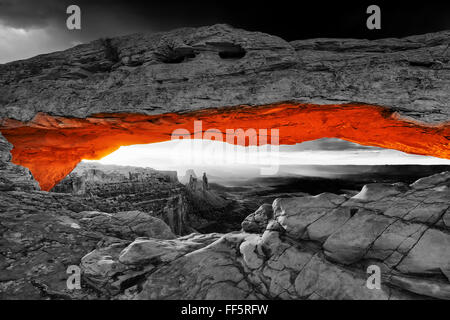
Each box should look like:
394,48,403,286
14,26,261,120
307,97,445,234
1,103,449,191
0,25,449,300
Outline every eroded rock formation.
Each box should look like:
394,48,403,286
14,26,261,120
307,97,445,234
242,203,273,233
49,162,193,235
1,24,449,123
0,189,176,299
79,172,450,300
0,133,38,192
2,171,448,299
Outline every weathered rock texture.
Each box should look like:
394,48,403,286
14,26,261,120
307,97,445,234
50,162,192,235
242,203,273,233
0,24,449,123
0,189,177,299
2,171,449,299
84,172,448,300
0,133,38,192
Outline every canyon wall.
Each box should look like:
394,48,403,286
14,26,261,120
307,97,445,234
51,163,192,235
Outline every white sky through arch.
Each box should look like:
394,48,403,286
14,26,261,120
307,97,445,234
83,138,450,177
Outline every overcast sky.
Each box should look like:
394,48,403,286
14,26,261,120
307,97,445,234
1,0,449,63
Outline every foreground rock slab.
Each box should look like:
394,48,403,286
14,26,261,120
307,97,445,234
79,172,449,300
1,171,448,299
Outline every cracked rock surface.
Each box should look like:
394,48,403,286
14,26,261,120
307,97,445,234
0,168,449,299
0,186,181,299
79,172,449,300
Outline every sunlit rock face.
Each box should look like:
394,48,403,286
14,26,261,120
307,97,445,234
1,103,449,191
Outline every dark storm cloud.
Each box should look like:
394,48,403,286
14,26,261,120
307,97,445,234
1,0,449,42
0,0,172,63
0,1,449,62
0,0,151,42
0,0,64,28
0,0,138,29
0,0,232,43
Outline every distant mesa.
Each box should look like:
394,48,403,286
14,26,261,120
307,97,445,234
52,161,178,195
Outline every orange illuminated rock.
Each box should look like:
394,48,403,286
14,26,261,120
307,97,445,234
0,103,449,191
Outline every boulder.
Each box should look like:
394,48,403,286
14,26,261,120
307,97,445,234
241,204,273,233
